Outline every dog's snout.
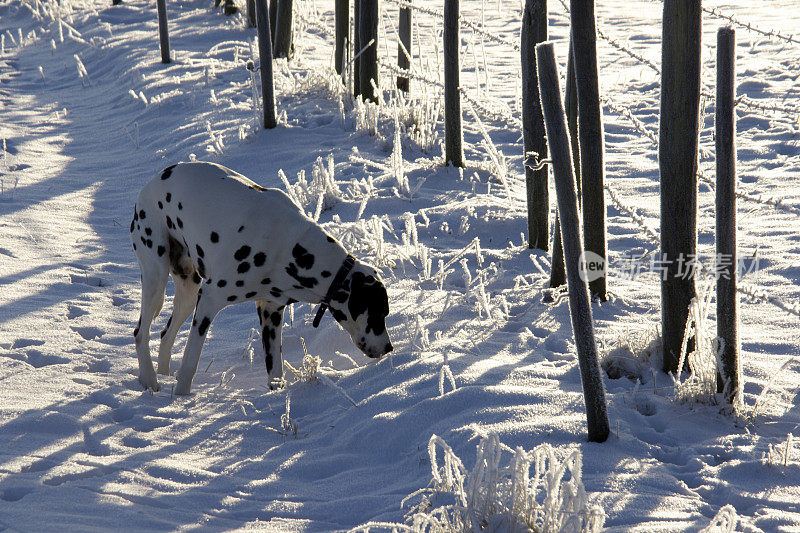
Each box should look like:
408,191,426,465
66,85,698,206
384,342,393,354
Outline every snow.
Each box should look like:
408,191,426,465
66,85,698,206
1,0,799,530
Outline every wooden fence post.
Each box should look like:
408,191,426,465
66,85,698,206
536,41,609,443
353,0,361,97
255,0,277,128
660,0,701,374
570,0,606,301
273,0,294,59
550,40,581,288
358,0,379,101
335,0,349,76
443,0,464,167
247,0,256,27
521,0,548,251
156,0,170,63
397,0,412,92
269,0,277,45
715,26,739,405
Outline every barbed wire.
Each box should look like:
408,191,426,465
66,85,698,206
382,0,520,52
702,6,800,46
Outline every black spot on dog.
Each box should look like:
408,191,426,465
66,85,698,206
140,236,146,245
286,263,318,288
326,236,335,243
262,333,273,372
286,298,297,305
198,317,211,336
253,252,266,267
130,219,135,232
245,291,257,298
238,226,245,233
133,327,140,337
261,277,271,285
158,201,163,209
176,218,183,229
166,216,174,229
292,244,315,269
165,193,172,203
270,287,282,298
269,329,276,339
178,203,183,210
139,209,146,220
145,227,152,236
236,280,244,287
197,258,206,278
133,209,139,221
157,245,166,257
227,295,237,302
234,245,251,261
217,279,227,287
237,262,250,274
160,328,167,338
195,245,204,258
210,232,219,243
321,270,331,278
146,239,153,248
330,308,347,323
270,312,282,326
133,243,137,251
160,165,176,180
193,272,202,284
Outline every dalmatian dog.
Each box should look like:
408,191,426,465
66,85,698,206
130,162,393,395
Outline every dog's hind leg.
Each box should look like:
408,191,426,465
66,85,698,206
157,237,201,375
256,300,285,389
133,260,169,391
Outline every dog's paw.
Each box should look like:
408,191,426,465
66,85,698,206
138,375,160,392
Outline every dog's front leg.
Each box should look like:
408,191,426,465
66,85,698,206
256,300,285,389
174,289,223,395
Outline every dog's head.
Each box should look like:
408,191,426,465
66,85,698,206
328,265,393,358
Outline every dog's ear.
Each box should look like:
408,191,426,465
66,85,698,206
348,272,368,320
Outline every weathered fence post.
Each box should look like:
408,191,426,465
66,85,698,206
397,0,412,92
443,0,464,167
715,26,739,406
353,0,361,97
358,0,379,101
570,0,606,301
521,0,549,251
273,0,293,59
550,40,581,288
255,0,277,128
660,0,701,374
536,41,609,443
335,0,349,76
269,0,277,45
156,0,171,63
247,0,256,27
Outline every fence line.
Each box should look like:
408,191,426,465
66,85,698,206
293,1,800,322
702,6,800,46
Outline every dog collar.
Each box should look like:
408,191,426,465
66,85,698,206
312,254,356,328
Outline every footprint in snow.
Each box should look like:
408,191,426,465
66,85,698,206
71,325,104,340
0,486,35,502
66,304,89,319
10,338,45,350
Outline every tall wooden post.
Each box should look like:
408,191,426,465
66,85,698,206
536,41,609,443
570,0,606,301
335,0,349,76
269,0,277,45
715,27,739,405
353,0,361,97
521,0,549,251
273,0,293,59
255,0,277,129
156,0,171,63
660,0,701,374
443,0,464,167
397,0,412,92
358,0,379,102
247,0,256,27
550,40,581,288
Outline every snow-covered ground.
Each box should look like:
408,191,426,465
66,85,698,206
1,0,799,529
